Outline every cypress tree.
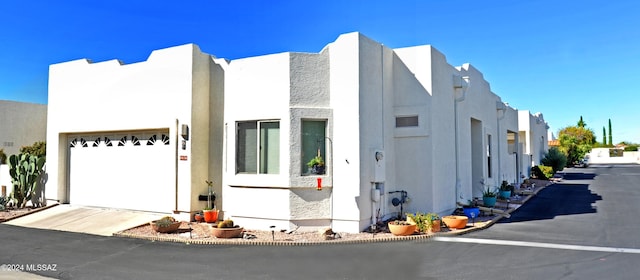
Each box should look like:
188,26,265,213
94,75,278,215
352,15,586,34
577,116,586,128
608,119,613,146
603,127,607,146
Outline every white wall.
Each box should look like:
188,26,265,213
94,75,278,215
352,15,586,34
518,110,549,177
394,45,456,216
46,44,221,215
0,165,10,197
588,148,640,164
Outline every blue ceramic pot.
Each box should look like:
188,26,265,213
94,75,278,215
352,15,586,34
499,190,511,199
483,196,497,207
463,207,480,219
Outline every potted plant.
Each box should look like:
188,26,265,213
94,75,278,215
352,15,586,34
203,207,219,223
150,216,181,233
499,180,513,199
406,212,441,233
210,219,243,238
203,180,218,223
461,200,480,220
306,154,325,175
482,186,498,207
388,220,417,236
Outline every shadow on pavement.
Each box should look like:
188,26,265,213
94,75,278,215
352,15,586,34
560,172,597,180
499,182,602,223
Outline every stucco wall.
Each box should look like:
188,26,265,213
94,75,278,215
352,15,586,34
518,110,549,175
222,48,334,231
46,44,219,214
0,101,47,156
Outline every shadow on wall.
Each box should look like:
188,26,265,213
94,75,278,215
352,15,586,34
499,182,602,224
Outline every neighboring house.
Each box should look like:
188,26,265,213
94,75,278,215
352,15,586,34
518,111,550,178
45,32,548,233
0,100,47,194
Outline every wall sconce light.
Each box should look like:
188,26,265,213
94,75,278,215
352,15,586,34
181,124,189,140
375,151,384,162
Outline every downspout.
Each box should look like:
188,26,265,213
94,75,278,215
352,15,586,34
371,44,385,227
453,75,469,205
496,102,507,185
174,119,180,213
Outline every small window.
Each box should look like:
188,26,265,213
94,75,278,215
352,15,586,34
301,120,327,175
395,116,419,127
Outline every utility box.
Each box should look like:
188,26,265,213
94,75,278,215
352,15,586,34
372,150,385,183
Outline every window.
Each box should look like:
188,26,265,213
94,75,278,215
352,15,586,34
395,116,419,128
487,134,492,178
236,121,280,174
301,120,326,174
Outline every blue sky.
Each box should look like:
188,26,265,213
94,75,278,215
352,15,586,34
1,0,638,143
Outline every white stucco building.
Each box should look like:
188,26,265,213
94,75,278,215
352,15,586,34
518,111,550,178
45,32,549,233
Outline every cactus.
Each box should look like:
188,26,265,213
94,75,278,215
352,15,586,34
155,216,177,227
8,153,46,208
217,219,235,228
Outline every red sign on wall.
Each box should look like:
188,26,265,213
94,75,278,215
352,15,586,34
179,155,188,161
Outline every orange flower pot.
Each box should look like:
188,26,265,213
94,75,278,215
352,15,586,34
210,226,244,238
442,215,468,230
388,222,417,236
429,220,441,233
203,209,219,223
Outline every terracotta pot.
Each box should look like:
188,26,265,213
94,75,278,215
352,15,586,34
429,220,441,233
203,209,219,223
210,226,244,238
194,213,204,222
388,222,417,236
150,220,181,233
442,215,468,230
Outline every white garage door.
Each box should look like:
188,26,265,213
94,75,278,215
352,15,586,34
68,130,175,213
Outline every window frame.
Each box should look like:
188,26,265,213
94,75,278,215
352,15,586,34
236,120,280,174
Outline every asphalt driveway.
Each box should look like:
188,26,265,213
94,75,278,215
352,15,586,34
467,164,640,249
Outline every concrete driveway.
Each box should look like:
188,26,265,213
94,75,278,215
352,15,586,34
4,204,166,236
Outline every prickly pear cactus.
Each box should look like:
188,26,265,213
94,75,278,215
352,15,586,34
8,153,46,208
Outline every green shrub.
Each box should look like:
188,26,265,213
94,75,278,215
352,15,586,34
20,141,46,157
624,145,638,152
406,212,439,233
541,147,567,173
532,165,554,180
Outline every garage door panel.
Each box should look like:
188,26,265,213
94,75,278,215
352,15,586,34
69,130,174,213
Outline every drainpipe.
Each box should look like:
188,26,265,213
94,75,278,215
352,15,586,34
174,119,179,213
496,102,507,186
453,75,470,206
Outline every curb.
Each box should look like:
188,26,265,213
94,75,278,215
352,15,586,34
0,203,59,223
116,183,552,246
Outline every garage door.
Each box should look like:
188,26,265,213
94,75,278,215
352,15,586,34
68,130,174,213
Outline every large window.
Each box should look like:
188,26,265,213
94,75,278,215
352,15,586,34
237,121,280,174
301,120,326,174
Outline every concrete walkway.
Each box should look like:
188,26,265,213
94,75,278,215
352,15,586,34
4,204,167,236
